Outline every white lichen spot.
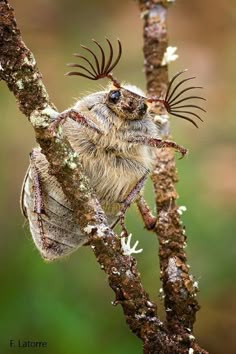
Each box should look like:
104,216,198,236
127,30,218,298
23,54,36,67
125,270,133,277
161,46,178,66
33,72,39,80
84,224,97,234
30,111,50,128
135,313,146,320
16,79,24,90
64,151,78,170
121,234,143,256
189,348,194,354
68,162,76,170
111,267,120,276
183,241,187,248
163,239,170,244
177,205,187,215
159,288,163,294
166,308,172,312
193,281,199,289
0,62,4,71
83,223,108,237
167,257,181,283
96,224,109,237
41,107,59,121
79,182,87,192
146,300,155,308
57,124,63,137
30,105,57,128
189,334,195,340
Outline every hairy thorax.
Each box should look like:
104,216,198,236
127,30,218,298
64,121,155,215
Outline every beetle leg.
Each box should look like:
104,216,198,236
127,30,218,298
111,171,149,235
136,195,157,230
48,109,102,135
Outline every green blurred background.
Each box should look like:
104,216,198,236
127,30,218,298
0,1,235,353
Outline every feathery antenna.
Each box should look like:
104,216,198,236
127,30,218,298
148,70,206,128
66,38,122,88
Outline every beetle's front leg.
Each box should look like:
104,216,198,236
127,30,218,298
49,108,102,135
126,136,188,159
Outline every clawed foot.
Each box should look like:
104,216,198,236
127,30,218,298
177,145,188,160
48,114,66,135
136,196,157,230
111,208,129,238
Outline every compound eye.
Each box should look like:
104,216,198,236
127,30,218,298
108,90,121,104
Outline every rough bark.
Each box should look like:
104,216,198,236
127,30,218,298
0,0,208,353
138,1,207,352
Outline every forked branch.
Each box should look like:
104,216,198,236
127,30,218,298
0,0,208,353
0,0,174,352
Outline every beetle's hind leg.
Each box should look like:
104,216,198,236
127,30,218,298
136,195,157,230
111,171,150,237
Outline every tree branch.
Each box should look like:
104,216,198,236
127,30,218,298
0,0,208,352
0,0,163,348
138,0,208,352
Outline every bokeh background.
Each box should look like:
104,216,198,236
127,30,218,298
0,1,235,353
